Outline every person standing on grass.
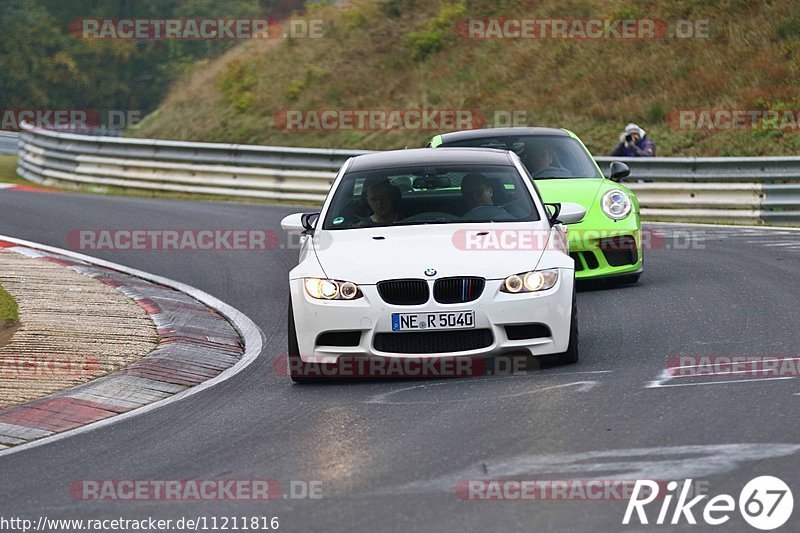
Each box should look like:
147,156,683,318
611,123,656,157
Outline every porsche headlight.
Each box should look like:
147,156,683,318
304,278,363,300
501,269,558,293
601,189,632,220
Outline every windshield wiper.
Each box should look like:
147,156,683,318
534,176,594,180
392,218,454,226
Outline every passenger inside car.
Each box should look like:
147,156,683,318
460,173,514,220
461,173,494,208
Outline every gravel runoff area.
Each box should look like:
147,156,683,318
0,249,159,409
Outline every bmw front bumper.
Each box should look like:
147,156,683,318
289,269,574,362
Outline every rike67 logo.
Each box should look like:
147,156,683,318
623,476,793,530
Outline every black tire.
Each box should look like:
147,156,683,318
539,287,578,367
287,299,319,383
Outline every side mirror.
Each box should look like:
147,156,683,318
609,161,630,182
301,213,320,231
546,202,585,225
281,212,319,233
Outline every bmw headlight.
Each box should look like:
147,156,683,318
501,269,559,293
304,278,363,300
601,189,632,220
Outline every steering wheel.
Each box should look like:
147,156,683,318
532,166,569,178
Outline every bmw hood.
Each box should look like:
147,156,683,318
310,224,555,285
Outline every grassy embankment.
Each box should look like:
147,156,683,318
0,282,19,344
132,0,800,156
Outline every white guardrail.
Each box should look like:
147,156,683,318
0,131,20,155
13,122,800,225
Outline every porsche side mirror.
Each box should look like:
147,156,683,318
609,161,631,182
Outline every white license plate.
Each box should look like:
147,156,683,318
391,310,475,331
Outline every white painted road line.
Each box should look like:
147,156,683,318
384,444,800,496
365,378,601,405
647,376,795,388
645,362,799,388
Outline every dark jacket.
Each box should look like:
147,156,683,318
611,135,656,157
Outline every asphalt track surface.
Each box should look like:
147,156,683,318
1,188,799,532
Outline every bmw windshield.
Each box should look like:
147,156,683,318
322,164,541,230
437,135,603,179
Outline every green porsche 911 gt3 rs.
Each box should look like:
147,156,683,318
429,127,642,283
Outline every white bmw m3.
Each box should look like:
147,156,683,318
281,148,585,382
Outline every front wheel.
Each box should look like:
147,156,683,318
287,299,321,383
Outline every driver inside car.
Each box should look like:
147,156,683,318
357,178,403,226
525,143,571,178
460,173,514,220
